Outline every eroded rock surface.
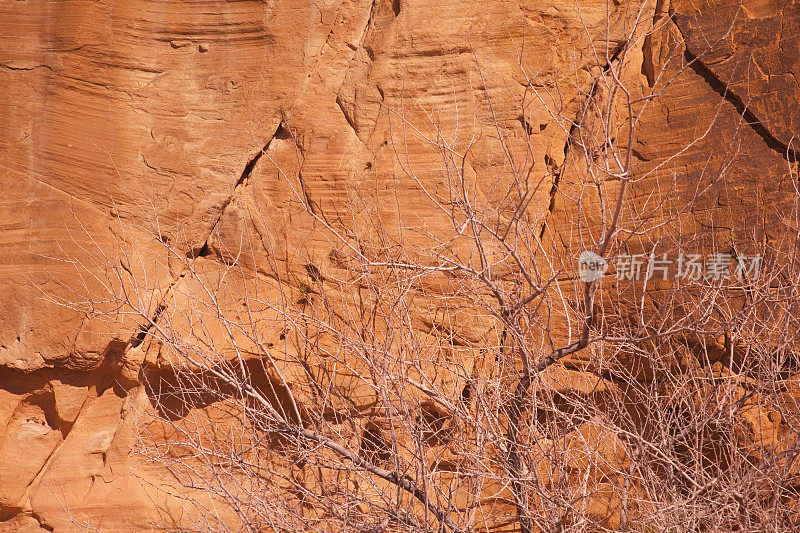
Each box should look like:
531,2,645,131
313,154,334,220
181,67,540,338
1,0,799,530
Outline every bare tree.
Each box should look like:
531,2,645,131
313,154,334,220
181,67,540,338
46,1,800,532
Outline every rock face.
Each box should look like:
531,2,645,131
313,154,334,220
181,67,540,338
0,0,799,531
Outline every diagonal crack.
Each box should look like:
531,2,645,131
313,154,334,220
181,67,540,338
189,121,286,258
336,95,361,138
539,42,627,239
669,9,799,163
355,0,377,52
683,49,799,163
15,388,98,513
128,302,165,349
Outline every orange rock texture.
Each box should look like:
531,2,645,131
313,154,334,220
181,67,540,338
0,0,799,531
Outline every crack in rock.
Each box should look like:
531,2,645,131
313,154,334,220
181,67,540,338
683,49,799,163
539,42,628,239
190,121,286,259
669,9,799,163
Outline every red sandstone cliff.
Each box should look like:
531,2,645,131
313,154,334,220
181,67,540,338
1,0,799,531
